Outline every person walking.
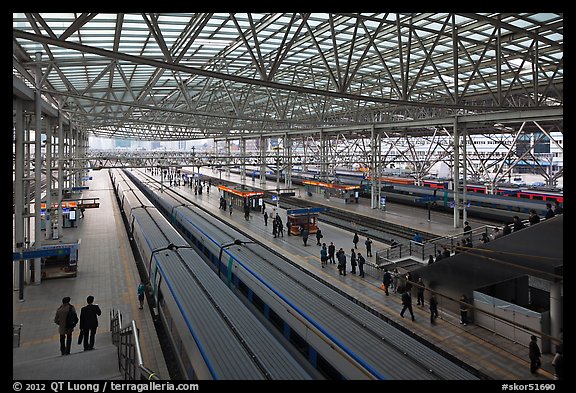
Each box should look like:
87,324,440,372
263,211,268,226
79,295,102,351
286,220,291,236
429,294,439,324
301,226,309,246
320,243,328,268
272,219,278,238
336,248,347,276
328,242,336,264
529,335,542,374
137,280,146,309
382,268,392,296
357,252,365,277
365,237,373,257
416,277,425,306
552,344,563,380
54,296,78,355
459,294,469,325
463,221,472,240
400,291,415,321
229,200,233,216
276,216,284,237
315,228,323,246
353,233,359,249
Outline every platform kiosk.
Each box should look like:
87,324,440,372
40,198,100,230
286,207,329,236
302,180,360,204
217,185,264,212
13,236,81,282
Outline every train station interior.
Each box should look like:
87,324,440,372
13,13,563,383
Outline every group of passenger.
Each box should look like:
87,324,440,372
54,295,101,356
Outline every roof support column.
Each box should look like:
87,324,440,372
56,108,64,239
33,51,43,285
549,279,563,354
370,125,379,209
319,129,327,181
462,124,468,224
45,118,53,240
225,139,231,177
13,98,25,298
453,116,460,228
284,133,292,188
259,136,266,186
239,138,246,182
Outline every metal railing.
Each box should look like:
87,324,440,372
110,308,160,381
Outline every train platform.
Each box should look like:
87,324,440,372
12,169,170,380
162,168,556,381
199,168,500,241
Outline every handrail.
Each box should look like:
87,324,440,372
110,308,160,380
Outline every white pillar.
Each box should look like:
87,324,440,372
453,117,460,228
550,280,563,351
33,52,42,284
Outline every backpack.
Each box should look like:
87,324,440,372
66,307,79,329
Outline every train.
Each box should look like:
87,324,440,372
127,168,482,380
109,169,315,380
221,166,562,222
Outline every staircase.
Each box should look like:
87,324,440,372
13,333,123,380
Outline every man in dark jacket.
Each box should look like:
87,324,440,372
529,335,542,374
79,295,102,351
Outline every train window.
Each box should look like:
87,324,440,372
237,279,249,297
316,353,344,380
531,195,543,201
251,292,265,314
289,329,309,358
518,193,530,199
268,308,284,331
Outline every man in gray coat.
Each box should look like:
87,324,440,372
54,296,78,355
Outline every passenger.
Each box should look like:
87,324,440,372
459,294,469,326
442,246,450,258
435,249,443,263
392,268,400,293
315,228,323,245
400,291,415,321
328,242,336,264
390,238,398,247
553,200,563,215
382,268,392,295
79,295,101,351
528,209,540,225
301,227,309,246
552,344,563,380
502,222,512,236
463,221,472,239
357,252,365,278
405,271,414,294
336,248,347,276
350,249,357,274
54,296,78,356
272,220,278,238
353,233,359,249
229,201,233,216
429,293,439,324
137,279,146,309
492,227,503,240
427,255,434,265
412,232,423,243
545,202,555,220
416,277,425,306
480,232,491,244
263,211,268,226
365,237,373,257
286,220,291,236
320,244,328,268
512,215,525,232
276,216,283,237
529,335,542,374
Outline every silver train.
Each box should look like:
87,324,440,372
127,168,482,381
109,169,314,380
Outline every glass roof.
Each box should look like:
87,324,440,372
13,13,563,140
